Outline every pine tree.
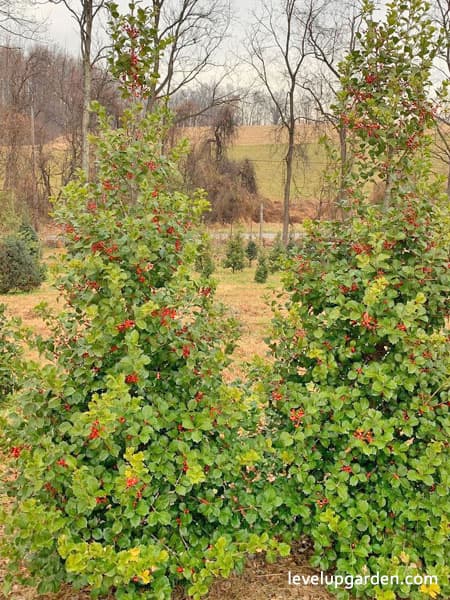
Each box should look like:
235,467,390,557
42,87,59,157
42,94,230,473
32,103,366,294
245,239,258,265
223,233,245,273
195,236,215,277
254,251,268,283
268,233,286,273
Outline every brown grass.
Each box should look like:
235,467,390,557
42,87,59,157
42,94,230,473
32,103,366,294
214,265,279,379
0,250,63,362
0,281,60,336
178,124,328,148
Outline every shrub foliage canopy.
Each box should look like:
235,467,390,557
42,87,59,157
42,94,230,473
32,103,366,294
0,107,285,599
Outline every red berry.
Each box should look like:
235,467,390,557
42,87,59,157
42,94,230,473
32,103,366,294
126,477,139,488
117,319,135,333
10,446,23,458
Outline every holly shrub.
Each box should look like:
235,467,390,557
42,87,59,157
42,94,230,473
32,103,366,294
255,1,450,597
260,192,449,599
0,236,44,293
0,106,284,599
0,304,23,401
334,0,438,211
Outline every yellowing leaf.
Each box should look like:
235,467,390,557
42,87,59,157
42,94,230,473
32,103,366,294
139,569,152,584
129,547,140,562
415,292,426,304
238,449,260,466
399,551,410,564
363,276,388,306
375,591,396,600
186,464,206,484
419,583,441,598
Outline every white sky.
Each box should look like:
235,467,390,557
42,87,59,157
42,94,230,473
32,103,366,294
34,0,257,57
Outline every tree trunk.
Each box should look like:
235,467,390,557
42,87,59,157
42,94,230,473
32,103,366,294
334,124,348,220
81,56,91,175
447,160,450,201
145,0,162,114
29,87,39,229
81,2,93,176
283,127,295,245
383,149,395,211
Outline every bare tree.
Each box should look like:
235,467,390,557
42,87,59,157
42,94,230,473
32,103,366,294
433,0,450,76
0,43,121,228
0,0,39,38
170,79,241,130
183,101,260,224
302,0,362,209
48,1,107,176
150,0,231,113
0,45,47,225
247,0,316,244
108,0,232,118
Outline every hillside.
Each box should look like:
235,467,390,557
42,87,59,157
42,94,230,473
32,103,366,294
178,124,333,221
177,125,449,221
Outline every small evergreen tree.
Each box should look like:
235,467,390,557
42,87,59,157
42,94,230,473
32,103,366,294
268,233,286,273
195,236,215,277
0,193,21,238
0,237,44,294
18,222,41,259
286,235,297,254
245,239,258,265
254,251,268,283
223,233,245,273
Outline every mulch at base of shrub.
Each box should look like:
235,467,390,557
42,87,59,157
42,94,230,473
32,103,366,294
0,548,335,600
205,554,335,600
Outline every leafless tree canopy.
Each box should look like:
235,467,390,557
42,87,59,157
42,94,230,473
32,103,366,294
0,43,120,228
247,0,318,242
48,1,108,174
1,0,448,228
429,0,450,197
0,0,39,37
132,0,233,116
432,0,450,76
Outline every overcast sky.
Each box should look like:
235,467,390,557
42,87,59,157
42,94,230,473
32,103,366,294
34,0,256,56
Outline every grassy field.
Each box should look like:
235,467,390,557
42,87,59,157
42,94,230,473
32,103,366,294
214,265,282,378
229,142,329,203
0,249,336,600
184,124,450,207
184,123,332,209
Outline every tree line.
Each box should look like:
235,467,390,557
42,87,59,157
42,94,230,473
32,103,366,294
0,0,449,241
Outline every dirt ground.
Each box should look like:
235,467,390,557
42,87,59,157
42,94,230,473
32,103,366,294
0,554,335,600
206,557,335,600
